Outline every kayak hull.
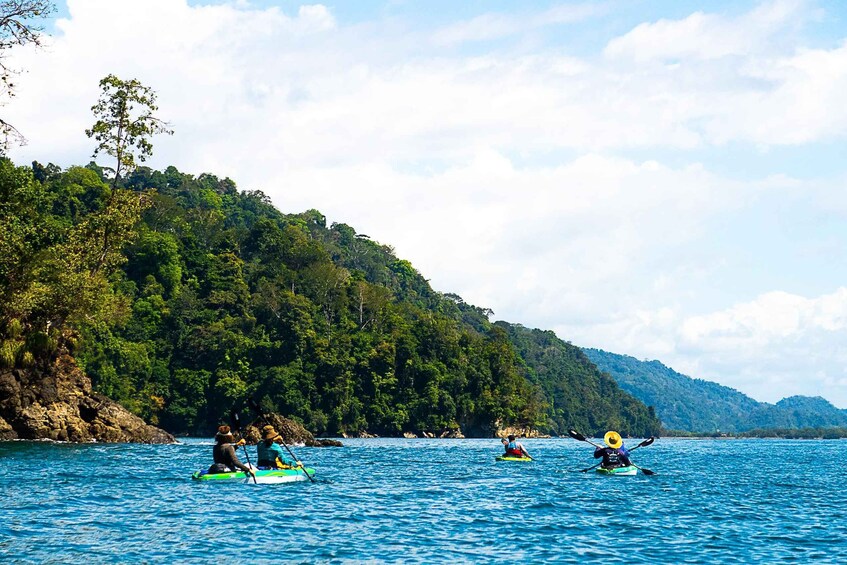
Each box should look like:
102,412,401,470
192,468,315,484
596,465,638,476
495,455,533,462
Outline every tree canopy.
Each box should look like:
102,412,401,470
86,75,172,187
0,1,55,150
2,159,661,437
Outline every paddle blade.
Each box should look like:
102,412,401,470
568,429,587,442
638,437,655,448
230,410,241,433
640,467,656,476
247,397,262,413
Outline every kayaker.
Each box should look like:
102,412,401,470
593,430,632,469
501,434,532,459
256,425,298,469
210,425,255,476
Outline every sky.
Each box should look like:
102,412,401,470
5,0,847,407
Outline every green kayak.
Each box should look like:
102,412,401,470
192,467,315,484
495,455,533,462
596,465,637,476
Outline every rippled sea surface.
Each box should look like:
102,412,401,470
2,437,846,563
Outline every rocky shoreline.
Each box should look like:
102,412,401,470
0,350,549,445
239,412,343,447
0,352,174,444
335,426,550,439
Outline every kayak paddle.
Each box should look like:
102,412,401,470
577,462,602,473
567,429,603,449
569,429,656,474
632,464,656,476
230,409,258,484
628,436,656,452
628,437,656,474
622,437,656,474
248,397,316,483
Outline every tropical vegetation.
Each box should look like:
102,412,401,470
1,159,662,437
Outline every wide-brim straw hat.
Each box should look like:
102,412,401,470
604,431,622,449
262,425,281,440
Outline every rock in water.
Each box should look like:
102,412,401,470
243,412,342,447
0,352,174,443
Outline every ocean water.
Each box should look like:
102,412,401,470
1,437,845,563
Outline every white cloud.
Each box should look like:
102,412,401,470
4,0,847,407
432,3,606,46
604,0,808,62
564,288,847,406
8,0,847,167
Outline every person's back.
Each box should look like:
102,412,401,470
256,425,296,468
594,430,631,469
209,425,253,474
503,434,530,458
593,446,632,468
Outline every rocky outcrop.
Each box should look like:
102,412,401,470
341,430,378,438
0,352,174,443
241,412,342,447
496,426,544,439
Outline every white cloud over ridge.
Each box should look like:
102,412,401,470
6,0,847,406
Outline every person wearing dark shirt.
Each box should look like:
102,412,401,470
209,425,255,476
593,430,632,469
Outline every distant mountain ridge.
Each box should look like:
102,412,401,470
583,349,847,432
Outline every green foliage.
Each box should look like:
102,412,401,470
2,159,663,438
0,1,55,150
498,324,661,437
85,74,173,186
740,427,847,439
585,349,847,433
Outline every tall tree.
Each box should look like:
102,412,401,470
0,0,55,151
85,75,173,188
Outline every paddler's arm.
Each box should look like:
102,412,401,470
225,444,254,474
272,443,295,465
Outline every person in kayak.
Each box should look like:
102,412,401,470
593,430,632,469
501,434,532,459
256,425,299,469
209,425,255,476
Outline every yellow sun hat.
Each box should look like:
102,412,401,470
604,431,622,449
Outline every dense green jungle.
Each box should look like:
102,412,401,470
0,159,661,438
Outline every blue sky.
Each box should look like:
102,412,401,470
10,0,847,406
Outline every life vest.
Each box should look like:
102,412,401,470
601,447,627,468
506,441,523,457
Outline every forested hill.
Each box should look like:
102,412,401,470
584,349,847,432
496,324,660,437
1,159,660,438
